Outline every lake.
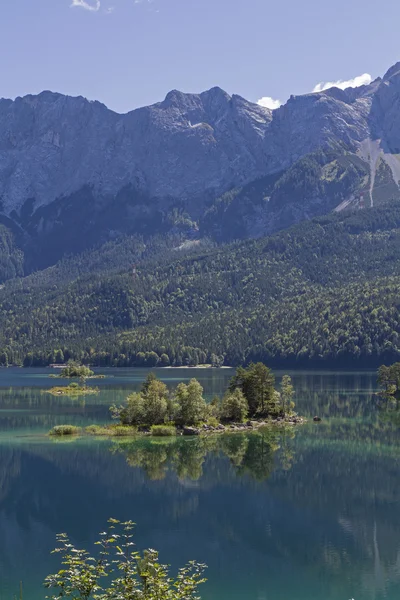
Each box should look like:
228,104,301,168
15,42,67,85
0,367,399,600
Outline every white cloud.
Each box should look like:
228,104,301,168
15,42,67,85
312,72,372,93
71,0,101,11
257,96,282,110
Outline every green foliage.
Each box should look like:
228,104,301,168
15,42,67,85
115,369,292,430
116,393,146,426
44,519,207,599
47,384,99,396
207,395,222,421
174,379,207,426
230,363,276,417
85,424,138,437
377,362,400,395
280,375,295,414
3,205,400,368
141,377,169,425
0,224,24,284
49,425,81,436
206,416,220,428
150,425,177,437
59,361,94,379
220,389,249,422
118,375,170,426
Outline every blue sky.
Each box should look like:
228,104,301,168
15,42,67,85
0,0,399,113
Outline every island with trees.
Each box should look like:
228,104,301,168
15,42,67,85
47,360,104,396
49,361,105,379
46,382,100,397
49,362,305,437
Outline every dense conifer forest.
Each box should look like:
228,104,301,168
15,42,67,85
1,204,400,367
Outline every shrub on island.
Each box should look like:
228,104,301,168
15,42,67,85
49,425,81,436
220,389,249,422
85,424,138,437
150,424,177,437
47,383,99,396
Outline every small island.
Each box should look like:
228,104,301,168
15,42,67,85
46,361,104,396
49,363,305,437
49,361,105,379
47,382,100,397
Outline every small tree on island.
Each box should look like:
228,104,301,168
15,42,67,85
377,363,400,395
230,363,276,417
280,375,295,415
229,363,295,418
220,389,249,422
116,374,170,426
175,379,207,426
44,519,206,600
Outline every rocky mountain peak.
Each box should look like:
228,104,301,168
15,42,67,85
383,61,400,81
0,61,399,248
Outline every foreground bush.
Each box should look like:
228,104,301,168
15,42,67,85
49,425,80,436
44,519,207,599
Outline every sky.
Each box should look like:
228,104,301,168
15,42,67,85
0,0,399,113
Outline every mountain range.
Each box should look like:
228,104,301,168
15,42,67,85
1,61,400,273
1,62,400,366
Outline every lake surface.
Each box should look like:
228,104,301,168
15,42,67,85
0,367,399,600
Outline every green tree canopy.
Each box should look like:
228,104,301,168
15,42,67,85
220,389,249,422
230,363,275,417
174,379,207,426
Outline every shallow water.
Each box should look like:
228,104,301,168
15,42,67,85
0,367,399,600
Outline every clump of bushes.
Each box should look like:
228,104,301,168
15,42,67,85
49,425,81,436
57,361,95,379
85,424,137,437
150,425,177,437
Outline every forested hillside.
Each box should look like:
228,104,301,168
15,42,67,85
0,205,400,367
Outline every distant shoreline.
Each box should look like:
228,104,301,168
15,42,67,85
161,365,232,369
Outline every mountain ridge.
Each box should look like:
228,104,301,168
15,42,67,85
1,61,400,272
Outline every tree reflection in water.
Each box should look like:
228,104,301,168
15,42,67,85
111,427,296,482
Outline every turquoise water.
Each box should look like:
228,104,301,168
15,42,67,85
0,368,399,599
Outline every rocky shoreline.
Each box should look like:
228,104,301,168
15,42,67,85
49,415,306,439
182,415,306,436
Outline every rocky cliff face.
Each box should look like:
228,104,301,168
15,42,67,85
0,87,273,216
1,62,400,264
